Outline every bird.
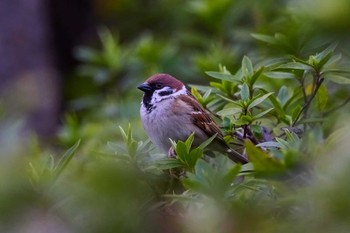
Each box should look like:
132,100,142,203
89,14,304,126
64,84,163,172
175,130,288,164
137,73,248,164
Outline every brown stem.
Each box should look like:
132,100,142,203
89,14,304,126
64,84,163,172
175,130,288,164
292,74,324,127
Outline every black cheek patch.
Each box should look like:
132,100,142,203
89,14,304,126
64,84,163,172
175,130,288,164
159,90,173,96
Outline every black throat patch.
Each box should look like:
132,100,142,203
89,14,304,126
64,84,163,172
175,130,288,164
142,92,156,113
142,88,174,113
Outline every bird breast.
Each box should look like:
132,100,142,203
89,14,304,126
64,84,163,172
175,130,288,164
140,97,204,152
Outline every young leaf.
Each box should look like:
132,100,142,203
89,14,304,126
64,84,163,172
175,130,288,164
256,141,282,148
222,164,241,187
234,115,253,126
253,108,274,119
315,42,338,69
241,83,250,101
245,141,285,174
261,91,286,118
316,83,328,111
185,132,195,150
203,88,212,100
198,133,217,150
285,130,300,145
324,74,350,84
206,71,241,82
247,92,273,110
250,66,264,85
182,160,211,192
264,71,295,79
321,53,342,67
217,94,241,106
155,158,183,170
242,56,254,78
191,87,203,102
53,139,81,180
217,108,242,117
276,62,312,71
175,141,189,163
188,148,203,168
315,50,333,71
275,138,290,150
251,33,277,44
277,86,289,105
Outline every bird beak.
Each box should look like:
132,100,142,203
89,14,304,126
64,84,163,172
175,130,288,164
137,83,152,92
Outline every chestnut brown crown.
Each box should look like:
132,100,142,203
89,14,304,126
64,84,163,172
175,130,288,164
146,73,184,90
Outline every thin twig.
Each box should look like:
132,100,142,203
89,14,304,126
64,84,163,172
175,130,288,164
324,95,350,116
292,76,324,127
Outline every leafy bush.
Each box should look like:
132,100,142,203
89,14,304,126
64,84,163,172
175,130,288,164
2,0,350,232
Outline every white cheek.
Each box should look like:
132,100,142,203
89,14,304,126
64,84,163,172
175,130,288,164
151,87,172,105
150,85,187,105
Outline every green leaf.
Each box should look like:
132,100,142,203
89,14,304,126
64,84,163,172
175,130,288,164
276,62,312,71
119,126,128,141
241,83,250,101
316,83,328,111
275,137,290,150
251,33,277,44
53,139,81,180
247,92,273,110
185,132,195,150
203,88,212,100
198,133,217,150
264,71,295,79
261,91,286,119
322,68,350,75
216,108,242,116
253,108,274,119
182,160,211,191
155,158,183,170
277,86,289,105
206,71,241,82
222,164,241,187
285,130,300,145
250,66,264,85
315,42,338,69
242,56,254,78
217,94,242,106
182,157,242,198
245,141,285,174
324,74,350,84
234,115,253,126
188,148,203,168
191,87,203,102
175,141,189,163
315,50,333,71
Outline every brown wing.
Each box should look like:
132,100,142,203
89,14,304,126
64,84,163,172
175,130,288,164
177,94,226,143
178,94,249,164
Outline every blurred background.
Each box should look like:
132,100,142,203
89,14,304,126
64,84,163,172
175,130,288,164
2,0,350,140
1,0,350,232
0,0,350,137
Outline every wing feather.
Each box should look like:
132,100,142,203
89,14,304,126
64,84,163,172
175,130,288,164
177,95,225,142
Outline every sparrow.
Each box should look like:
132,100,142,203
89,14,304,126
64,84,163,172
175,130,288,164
137,73,248,164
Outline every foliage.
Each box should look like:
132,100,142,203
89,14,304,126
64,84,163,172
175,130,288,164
2,0,350,232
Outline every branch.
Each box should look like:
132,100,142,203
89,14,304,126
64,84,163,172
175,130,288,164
324,95,350,116
292,76,324,127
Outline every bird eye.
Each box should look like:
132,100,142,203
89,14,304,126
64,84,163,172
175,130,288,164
155,83,164,89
